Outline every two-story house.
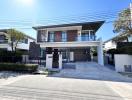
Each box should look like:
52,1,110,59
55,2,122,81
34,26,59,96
0,29,36,51
33,21,104,69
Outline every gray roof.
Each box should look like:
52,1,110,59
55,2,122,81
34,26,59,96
104,33,129,43
0,29,36,40
32,21,105,31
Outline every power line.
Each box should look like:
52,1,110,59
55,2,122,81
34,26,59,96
0,9,124,30
0,9,120,24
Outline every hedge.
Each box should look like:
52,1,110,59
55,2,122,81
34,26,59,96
0,50,27,63
0,63,38,73
107,46,132,55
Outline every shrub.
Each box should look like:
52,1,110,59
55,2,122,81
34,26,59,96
0,50,25,63
117,46,132,55
0,63,38,73
107,49,118,54
107,46,132,55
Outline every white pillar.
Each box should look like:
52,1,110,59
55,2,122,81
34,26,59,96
46,54,53,69
77,30,82,41
130,3,132,27
97,38,104,66
59,53,62,69
46,30,48,42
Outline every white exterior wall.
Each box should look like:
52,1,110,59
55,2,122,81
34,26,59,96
104,40,116,51
0,38,35,51
115,54,132,72
17,38,35,50
46,53,62,70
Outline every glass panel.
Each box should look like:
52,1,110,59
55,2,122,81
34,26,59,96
0,35,6,43
62,31,67,42
49,32,54,42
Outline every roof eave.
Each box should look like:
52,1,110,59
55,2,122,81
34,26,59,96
32,21,105,30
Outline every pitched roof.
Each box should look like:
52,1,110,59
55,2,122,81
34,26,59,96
0,29,36,40
104,33,129,43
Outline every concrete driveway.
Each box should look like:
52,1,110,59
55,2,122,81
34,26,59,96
0,62,132,100
53,62,132,82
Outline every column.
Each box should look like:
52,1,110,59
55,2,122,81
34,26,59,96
46,30,48,42
97,38,104,66
77,30,81,41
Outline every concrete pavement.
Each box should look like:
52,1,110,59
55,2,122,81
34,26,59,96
0,62,132,100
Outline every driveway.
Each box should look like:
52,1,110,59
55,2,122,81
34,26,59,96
53,62,132,82
0,62,132,100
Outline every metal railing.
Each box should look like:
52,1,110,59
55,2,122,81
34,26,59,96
38,35,97,42
0,40,8,44
76,35,96,41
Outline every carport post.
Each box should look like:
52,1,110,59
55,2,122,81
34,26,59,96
97,38,104,66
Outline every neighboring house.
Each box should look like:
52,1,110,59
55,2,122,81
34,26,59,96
104,33,132,66
33,21,105,69
104,33,132,51
0,29,36,51
103,39,117,51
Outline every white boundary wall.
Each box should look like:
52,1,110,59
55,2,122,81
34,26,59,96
46,54,62,70
46,54,53,69
115,54,132,72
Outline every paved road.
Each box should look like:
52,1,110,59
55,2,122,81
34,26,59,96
0,62,132,100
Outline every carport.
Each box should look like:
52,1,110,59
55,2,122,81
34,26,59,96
39,39,104,69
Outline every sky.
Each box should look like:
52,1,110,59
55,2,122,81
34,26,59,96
0,0,131,41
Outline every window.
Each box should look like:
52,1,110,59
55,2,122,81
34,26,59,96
20,38,28,44
90,30,95,40
49,32,54,42
0,35,6,43
62,31,67,42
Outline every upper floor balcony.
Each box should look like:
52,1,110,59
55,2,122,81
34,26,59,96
48,35,96,42
37,30,97,43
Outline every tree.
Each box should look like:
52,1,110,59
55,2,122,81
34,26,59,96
113,8,132,42
7,29,25,52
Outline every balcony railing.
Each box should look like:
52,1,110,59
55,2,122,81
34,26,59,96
47,35,96,42
77,35,96,41
0,40,8,44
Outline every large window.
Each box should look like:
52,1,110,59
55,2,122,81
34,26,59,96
0,35,6,43
49,32,54,42
90,30,95,40
81,30,95,41
62,31,67,42
37,30,47,42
